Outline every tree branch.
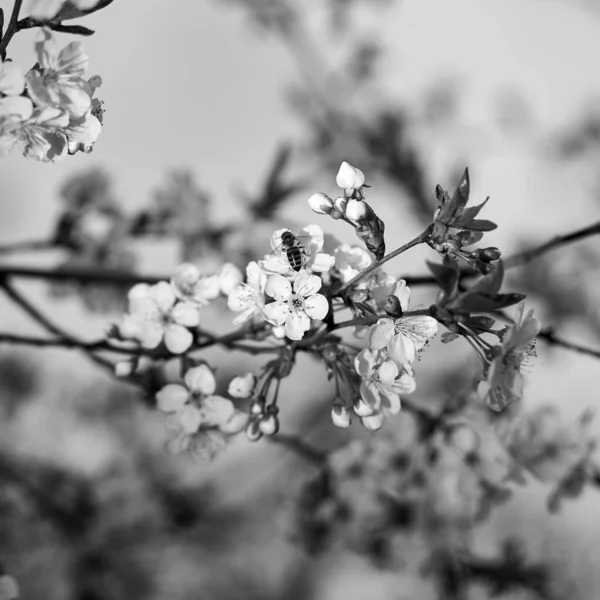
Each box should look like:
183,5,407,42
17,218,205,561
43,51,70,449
268,433,326,466
0,0,23,59
538,327,600,360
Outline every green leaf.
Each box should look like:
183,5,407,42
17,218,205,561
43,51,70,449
463,315,495,332
49,23,95,35
449,291,525,314
452,196,489,227
447,167,470,219
469,261,504,297
455,229,484,247
441,331,460,343
460,218,497,232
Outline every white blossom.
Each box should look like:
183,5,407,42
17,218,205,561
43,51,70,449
227,261,268,324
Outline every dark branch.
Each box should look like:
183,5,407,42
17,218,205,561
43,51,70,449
268,433,326,466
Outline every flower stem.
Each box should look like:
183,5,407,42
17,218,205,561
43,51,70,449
0,0,23,59
336,226,432,296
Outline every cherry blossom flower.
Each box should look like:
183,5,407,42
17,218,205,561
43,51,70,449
156,364,246,459
227,261,268,324
119,281,201,354
336,161,365,191
353,348,416,430
67,76,103,155
334,244,373,283
218,262,244,295
263,273,329,340
479,302,540,411
27,29,92,118
171,263,220,305
368,280,438,364
259,225,335,277
228,373,256,398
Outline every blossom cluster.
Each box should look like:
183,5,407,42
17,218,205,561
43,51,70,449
0,29,103,162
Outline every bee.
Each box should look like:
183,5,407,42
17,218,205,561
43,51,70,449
275,231,311,272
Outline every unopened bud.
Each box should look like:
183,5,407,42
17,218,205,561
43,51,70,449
361,413,384,431
245,419,263,442
481,247,501,262
331,405,351,428
336,161,365,190
307,192,334,215
345,199,369,222
250,399,266,415
114,359,135,378
353,397,373,417
258,413,280,435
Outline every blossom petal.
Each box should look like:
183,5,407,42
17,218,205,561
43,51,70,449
293,273,322,298
164,324,193,354
201,395,235,426
310,252,335,273
380,391,401,416
149,281,176,313
172,302,201,327
265,274,292,302
263,301,291,326
220,410,249,434
389,279,411,312
354,348,377,377
361,413,384,431
0,61,25,96
368,319,394,350
0,96,33,120
360,380,382,411
228,373,255,398
138,322,164,349
246,261,267,292
156,384,188,413
171,405,203,434
284,311,310,340
303,293,329,320
397,316,438,349
184,364,216,396
299,224,324,251
378,360,399,386
388,333,416,364
391,372,416,395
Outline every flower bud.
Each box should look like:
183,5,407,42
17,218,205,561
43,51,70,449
438,239,460,254
384,294,403,319
245,419,263,442
114,359,136,378
361,413,384,431
250,399,266,415
331,405,351,428
228,373,256,399
353,397,373,417
258,413,280,435
307,192,334,215
345,199,369,222
333,197,347,215
481,247,501,262
218,263,243,295
336,161,366,190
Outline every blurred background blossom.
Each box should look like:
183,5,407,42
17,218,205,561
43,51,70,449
1,0,600,598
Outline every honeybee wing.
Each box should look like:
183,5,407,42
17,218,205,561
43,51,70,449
269,235,312,256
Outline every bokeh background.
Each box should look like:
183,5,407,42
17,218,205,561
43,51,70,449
1,0,600,598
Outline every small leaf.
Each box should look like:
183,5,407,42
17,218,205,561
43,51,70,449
460,218,497,232
452,197,489,227
463,315,495,332
49,23,95,35
441,331,460,343
455,229,484,247
447,167,470,219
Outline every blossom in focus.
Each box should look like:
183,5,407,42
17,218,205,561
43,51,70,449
119,281,201,354
354,348,416,430
336,161,365,191
479,302,540,411
227,261,268,324
228,373,255,399
27,29,92,118
368,280,438,364
67,76,103,155
259,225,335,277
263,273,329,340
156,364,245,458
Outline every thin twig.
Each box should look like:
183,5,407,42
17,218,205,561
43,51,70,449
0,0,22,59
336,227,432,295
0,239,54,255
504,220,600,268
538,327,600,359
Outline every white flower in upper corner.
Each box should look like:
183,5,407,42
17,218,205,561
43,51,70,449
368,280,438,364
336,161,365,190
228,373,256,399
171,263,220,305
27,29,92,118
227,261,268,324
354,348,416,430
119,281,200,354
218,262,243,295
479,302,540,412
259,225,335,277
263,273,329,340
